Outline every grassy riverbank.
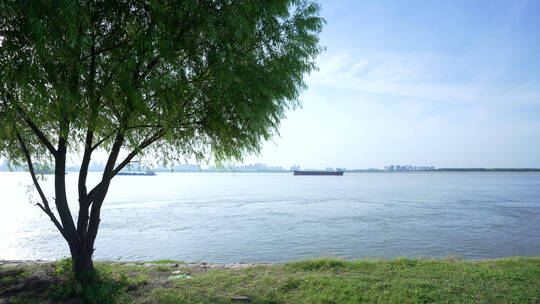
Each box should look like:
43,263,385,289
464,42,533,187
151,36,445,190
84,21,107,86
1,257,539,303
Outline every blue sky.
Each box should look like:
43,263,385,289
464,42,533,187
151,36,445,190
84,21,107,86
245,0,540,169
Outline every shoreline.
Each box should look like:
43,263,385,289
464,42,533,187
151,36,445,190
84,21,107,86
0,259,266,270
2,170,540,175
3,255,538,268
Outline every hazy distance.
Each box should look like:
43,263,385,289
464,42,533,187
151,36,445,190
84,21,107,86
245,0,540,169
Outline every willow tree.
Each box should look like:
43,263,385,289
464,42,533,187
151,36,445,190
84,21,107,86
0,0,323,276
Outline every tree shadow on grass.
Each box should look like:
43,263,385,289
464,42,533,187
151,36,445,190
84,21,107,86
0,268,63,303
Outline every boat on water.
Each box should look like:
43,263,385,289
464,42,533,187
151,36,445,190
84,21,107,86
35,170,67,175
117,171,156,176
116,160,156,176
293,170,344,176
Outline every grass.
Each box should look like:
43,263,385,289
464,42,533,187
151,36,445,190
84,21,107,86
47,258,134,304
144,260,184,264
0,271,30,283
1,257,539,303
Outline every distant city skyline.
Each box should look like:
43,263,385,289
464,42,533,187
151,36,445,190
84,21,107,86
3,159,539,173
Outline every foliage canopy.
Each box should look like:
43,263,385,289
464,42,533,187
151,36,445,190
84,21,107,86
1,0,324,163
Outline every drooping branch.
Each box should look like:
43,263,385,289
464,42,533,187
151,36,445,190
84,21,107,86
14,105,57,156
91,130,115,151
15,131,66,239
111,129,166,177
89,124,161,151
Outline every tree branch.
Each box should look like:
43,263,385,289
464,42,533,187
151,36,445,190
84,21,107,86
43,10,70,50
15,131,66,239
86,122,128,200
79,37,97,202
80,127,128,253
14,105,57,156
77,129,93,241
90,131,113,150
81,128,166,208
77,33,101,241
138,57,160,80
78,129,93,201
52,118,80,250
84,41,132,60
127,124,162,130
112,129,166,177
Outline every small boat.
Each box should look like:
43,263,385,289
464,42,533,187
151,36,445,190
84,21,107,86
117,170,156,176
35,170,67,175
293,170,343,176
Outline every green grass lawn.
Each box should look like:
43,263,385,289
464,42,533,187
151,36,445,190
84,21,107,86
2,257,539,303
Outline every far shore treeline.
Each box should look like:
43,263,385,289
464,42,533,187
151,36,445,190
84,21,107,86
0,162,539,173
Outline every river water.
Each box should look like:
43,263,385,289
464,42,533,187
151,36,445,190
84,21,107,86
1,172,539,262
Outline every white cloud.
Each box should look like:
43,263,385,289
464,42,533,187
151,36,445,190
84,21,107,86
307,51,540,108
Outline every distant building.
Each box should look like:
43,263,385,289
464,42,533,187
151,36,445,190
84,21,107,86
173,164,200,172
89,161,105,171
384,165,435,171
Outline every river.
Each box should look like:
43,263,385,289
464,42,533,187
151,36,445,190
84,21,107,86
1,172,539,262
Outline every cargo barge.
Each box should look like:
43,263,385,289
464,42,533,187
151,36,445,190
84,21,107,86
117,171,156,176
293,170,344,176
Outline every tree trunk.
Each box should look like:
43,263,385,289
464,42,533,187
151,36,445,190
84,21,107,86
74,253,94,275
71,181,111,280
72,244,95,280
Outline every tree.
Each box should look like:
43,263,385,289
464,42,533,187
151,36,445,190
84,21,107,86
0,0,323,277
